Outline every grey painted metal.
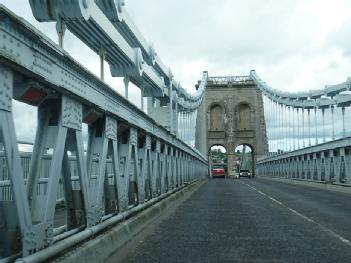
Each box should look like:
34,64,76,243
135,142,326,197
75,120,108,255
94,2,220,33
0,5,208,261
1,0,350,260
257,137,351,186
250,70,351,109
28,0,208,115
28,0,209,148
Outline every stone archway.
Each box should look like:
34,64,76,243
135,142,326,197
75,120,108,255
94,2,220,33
208,144,228,176
234,143,255,176
195,74,268,168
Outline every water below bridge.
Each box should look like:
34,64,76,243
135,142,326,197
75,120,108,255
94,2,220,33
106,178,351,262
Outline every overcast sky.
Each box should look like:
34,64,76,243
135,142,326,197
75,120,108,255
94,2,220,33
2,0,351,146
126,0,351,92
3,0,351,93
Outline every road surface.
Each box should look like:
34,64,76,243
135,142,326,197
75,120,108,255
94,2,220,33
106,178,351,263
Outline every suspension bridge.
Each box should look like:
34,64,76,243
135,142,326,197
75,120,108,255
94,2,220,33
1,1,351,262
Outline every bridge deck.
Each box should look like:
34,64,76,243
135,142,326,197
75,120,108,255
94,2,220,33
107,178,351,262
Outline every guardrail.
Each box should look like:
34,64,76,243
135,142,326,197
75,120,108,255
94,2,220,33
0,5,208,261
257,137,351,186
0,150,120,205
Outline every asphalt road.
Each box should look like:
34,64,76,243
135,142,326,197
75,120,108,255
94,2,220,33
106,178,351,263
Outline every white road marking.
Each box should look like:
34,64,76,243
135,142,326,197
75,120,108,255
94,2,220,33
257,190,267,196
240,181,351,247
268,196,283,205
287,208,314,223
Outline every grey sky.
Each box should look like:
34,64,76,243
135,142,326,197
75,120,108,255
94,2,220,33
3,0,351,92
2,0,351,146
126,0,351,92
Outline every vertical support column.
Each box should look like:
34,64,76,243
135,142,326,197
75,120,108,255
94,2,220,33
340,148,351,183
56,17,66,48
177,110,179,138
178,151,182,185
99,48,106,81
140,88,144,111
181,111,185,141
169,85,173,134
188,155,191,181
36,99,67,224
314,107,318,145
227,152,236,178
342,107,346,138
174,152,181,187
292,106,295,151
315,153,320,181
284,105,288,152
297,108,300,149
58,97,89,227
139,135,152,200
118,128,140,207
270,100,274,154
0,66,33,257
288,106,291,151
183,153,186,182
308,108,311,146
105,117,121,214
183,111,188,143
329,149,335,182
123,77,129,99
118,133,129,211
331,105,335,140
164,146,169,193
27,95,90,251
187,111,190,144
339,148,346,183
274,101,278,154
135,132,145,205
167,146,173,191
86,117,108,225
188,111,191,144
322,108,326,143
130,128,141,204
302,108,305,148
152,140,161,197
306,155,311,180
160,144,166,194
184,112,186,142
184,112,186,143
282,105,286,152
320,151,326,181
179,111,182,140
173,95,178,136
180,111,183,140
172,149,177,188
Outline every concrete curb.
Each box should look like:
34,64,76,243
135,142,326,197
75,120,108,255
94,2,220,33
54,179,208,263
257,176,351,195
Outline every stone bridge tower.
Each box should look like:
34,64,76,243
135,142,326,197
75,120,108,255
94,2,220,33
195,73,268,175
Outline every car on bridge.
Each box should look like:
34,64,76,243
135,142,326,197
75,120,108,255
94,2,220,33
212,168,226,178
239,169,251,178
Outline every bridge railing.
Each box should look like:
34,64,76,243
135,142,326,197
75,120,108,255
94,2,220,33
251,67,351,186
0,4,208,261
0,149,121,204
257,134,351,187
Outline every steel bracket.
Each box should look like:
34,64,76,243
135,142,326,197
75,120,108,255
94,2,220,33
23,222,53,255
